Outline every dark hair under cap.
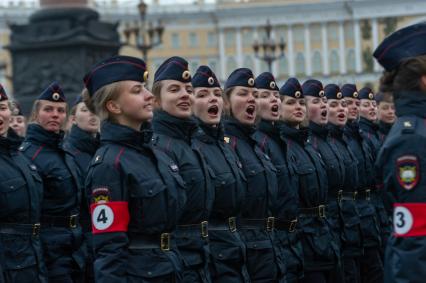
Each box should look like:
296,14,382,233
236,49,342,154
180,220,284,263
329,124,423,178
225,68,255,90
254,72,279,91
191,65,220,88
38,82,66,102
279,77,303,98
302,79,324,98
0,84,7,102
154,56,191,83
83,55,148,97
341,84,359,99
373,22,426,71
324,84,343,100
358,87,375,100
11,101,23,116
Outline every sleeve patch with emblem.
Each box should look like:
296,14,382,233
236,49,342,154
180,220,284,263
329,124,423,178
396,155,420,190
91,201,129,234
92,187,111,204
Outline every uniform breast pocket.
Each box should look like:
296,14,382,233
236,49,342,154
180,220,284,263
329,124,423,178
129,179,168,231
213,172,237,212
45,171,75,199
294,165,318,196
245,163,267,200
180,168,206,210
0,178,28,214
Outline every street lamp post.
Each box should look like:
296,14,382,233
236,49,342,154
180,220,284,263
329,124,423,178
252,20,286,73
123,0,164,63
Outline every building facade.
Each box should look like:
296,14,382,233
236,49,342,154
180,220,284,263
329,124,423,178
0,0,426,95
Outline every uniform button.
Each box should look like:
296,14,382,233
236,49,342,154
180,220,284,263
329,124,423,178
218,253,223,258
148,190,153,195
10,186,14,189
147,271,152,276
251,170,255,174
253,244,257,248
221,181,226,185
191,177,195,181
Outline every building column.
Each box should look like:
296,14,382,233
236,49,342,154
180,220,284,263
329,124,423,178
372,18,380,72
353,19,362,73
253,27,261,74
304,23,312,76
287,25,295,77
236,27,243,67
338,21,346,74
218,27,226,80
321,22,329,76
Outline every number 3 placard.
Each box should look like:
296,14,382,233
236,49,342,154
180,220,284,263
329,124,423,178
393,203,426,237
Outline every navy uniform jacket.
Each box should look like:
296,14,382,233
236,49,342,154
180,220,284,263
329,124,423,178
376,91,426,283
192,120,249,282
85,121,186,283
327,123,362,257
152,110,214,270
21,124,86,276
280,123,338,272
0,129,47,283
359,117,382,158
344,121,381,248
223,117,285,282
378,121,393,145
253,120,303,280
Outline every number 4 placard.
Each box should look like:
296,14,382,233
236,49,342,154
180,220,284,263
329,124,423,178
91,202,130,234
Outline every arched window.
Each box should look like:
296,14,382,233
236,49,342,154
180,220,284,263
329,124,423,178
226,57,237,77
295,53,305,76
312,50,322,75
243,56,254,70
329,49,339,74
346,49,356,73
279,56,288,76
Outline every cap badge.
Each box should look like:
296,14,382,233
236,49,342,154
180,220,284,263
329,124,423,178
182,70,191,80
208,77,215,86
248,77,255,87
52,92,60,101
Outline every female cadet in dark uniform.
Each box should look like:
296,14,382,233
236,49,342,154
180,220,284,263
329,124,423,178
375,91,395,143
279,78,338,283
9,102,27,137
191,65,249,283
64,95,100,283
341,84,383,283
20,82,86,282
222,68,285,282
151,56,213,283
252,72,303,283
0,85,47,283
373,22,426,283
358,87,381,156
83,55,185,282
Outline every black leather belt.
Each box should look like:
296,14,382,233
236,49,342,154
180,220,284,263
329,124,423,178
338,190,358,201
209,217,237,232
0,223,41,236
299,205,327,218
41,214,79,229
128,233,172,251
238,217,276,232
177,221,208,238
275,219,298,232
358,189,372,201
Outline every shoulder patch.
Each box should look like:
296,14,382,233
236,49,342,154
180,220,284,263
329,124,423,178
401,118,416,134
92,187,111,204
169,163,179,172
18,142,30,152
396,155,420,190
224,136,230,144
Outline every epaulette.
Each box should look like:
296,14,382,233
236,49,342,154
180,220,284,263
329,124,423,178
91,147,108,166
18,142,31,152
401,117,416,134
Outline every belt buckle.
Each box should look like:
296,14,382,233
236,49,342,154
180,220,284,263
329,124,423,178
289,219,297,233
337,190,343,202
266,217,275,232
318,205,326,218
160,233,170,251
69,215,78,229
365,189,371,201
353,191,358,200
32,223,41,236
228,217,237,233
201,221,208,238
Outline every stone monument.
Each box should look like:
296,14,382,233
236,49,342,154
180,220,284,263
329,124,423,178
7,0,120,113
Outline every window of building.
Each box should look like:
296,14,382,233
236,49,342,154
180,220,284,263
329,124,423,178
225,30,235,48
208,59,218,74
242,29,253,45
346,49,356,72
312,50,322,74
207,31,217,47
327,23,339,41
260,61,269,73
190,60,199,73
330,49,340,74
311,25,322,42
295,53,305,76
344,22,354,41
278,56,288,76
243,56,254,70
189,32,198,48
226,57,237,77
171,33,180,49
293,26,304,43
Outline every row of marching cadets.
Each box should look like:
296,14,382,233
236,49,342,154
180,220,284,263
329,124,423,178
4,22,423,283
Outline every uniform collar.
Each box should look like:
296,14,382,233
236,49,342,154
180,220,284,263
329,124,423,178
196,118,224,143
101,121,152,149
224,116,256,140
0,128,22,154
309,121,328,139
378,120,393,135
67,124,100,155
257,119,281,142
359,117,379,132
152,109,199,142
395,91,426,118
280,122,309,145
25,123,64,148
327,123,344,139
